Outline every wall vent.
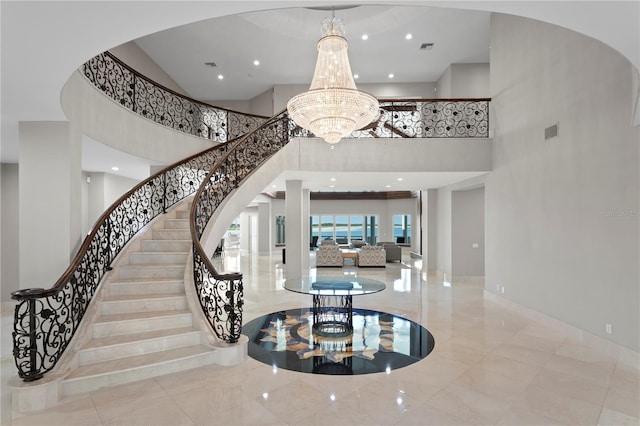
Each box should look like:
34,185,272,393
420,43,434,50
545,123,559,140
204,62,217,68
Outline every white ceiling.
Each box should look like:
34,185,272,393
133,5,490,101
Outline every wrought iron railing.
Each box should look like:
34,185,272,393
82,51,267,142
355,98,490,139
190,110,302,342
11,145,230,381
83,52,489,142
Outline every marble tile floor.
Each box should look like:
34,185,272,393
1,249,639,425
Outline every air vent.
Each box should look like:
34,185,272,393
545,123,559,140
204,62,217,68
420,43,434,50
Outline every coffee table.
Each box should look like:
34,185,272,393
340,249,359,266
283,277,386,337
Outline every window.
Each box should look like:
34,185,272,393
309,215,377,243
350,216,363,240
393,214,411,244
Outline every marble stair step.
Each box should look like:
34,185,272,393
63,345,216,396
79,327,201,365
118,264,185,280
92,310,193,338
175,210,190,220
139,239,191,253
129,251,189,265
109,279,184,296
152,229,191,240
101,294,188,315
163,218,190,229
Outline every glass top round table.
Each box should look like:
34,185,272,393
283,277,386,337
283,276,386,296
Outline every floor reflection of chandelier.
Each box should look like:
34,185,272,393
287,16,379,145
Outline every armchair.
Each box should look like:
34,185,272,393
377,242,402,262
316,244,343,267
357,246,386,267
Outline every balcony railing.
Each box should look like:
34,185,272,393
82,52,489,142
82,52,268,142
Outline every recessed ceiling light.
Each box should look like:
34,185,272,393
271,184,277,188
329,184,335,188
353,74,359,79
397,177,404,181
385,184,391,188
388,73,394,79
111,166,119,171
361,34,368,41
330,177,336,182
217,74,224,80
253,60,260,66
405,33,413,40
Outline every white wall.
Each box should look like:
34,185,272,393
85,172,141,232
209,88,274,117
452,187,485,276
62,72,213,165
436,67,452,98
488,14,639,351
110,42,187,96
437,63,490,99
1,164,19,304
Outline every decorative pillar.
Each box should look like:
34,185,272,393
19,121,80,289
420,189,438,274
257,201,272,255
285,180,304,279
302,189,310,270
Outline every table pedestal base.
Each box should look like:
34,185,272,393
312,294,353,337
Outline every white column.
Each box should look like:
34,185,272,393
257,201,272,255
420,189,438,274
239,212,250,253
285,180,304,279
302,189,310,270
19,121,80,289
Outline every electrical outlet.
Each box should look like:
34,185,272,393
606,323,612,334
500,286,505,294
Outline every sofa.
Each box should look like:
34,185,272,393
316,244,343,267
376,242,402,262
349,239,367,249
357,245,386,267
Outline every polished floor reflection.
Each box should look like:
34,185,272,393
244,308,434,375
2,248,639,425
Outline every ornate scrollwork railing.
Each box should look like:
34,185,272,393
11,145,231,381
190,110,302,342
81,52,267,142
355,98,490,139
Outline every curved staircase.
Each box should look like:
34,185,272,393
59,201,239,397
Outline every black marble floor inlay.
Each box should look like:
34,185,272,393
243,308,435,375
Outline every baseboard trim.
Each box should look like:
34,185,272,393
484,289,639,367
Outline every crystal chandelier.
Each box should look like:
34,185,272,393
287,16,379,145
